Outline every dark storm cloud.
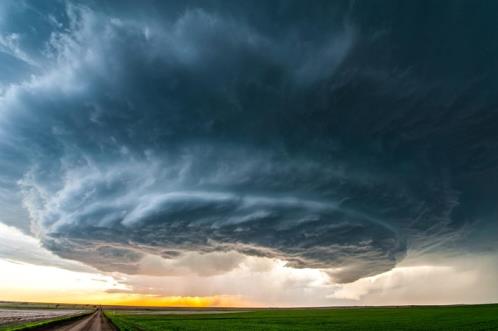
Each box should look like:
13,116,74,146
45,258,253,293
1,0,498,282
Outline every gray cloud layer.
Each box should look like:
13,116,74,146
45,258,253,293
1,0,498,283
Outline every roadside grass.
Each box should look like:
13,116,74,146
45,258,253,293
105,304,498,331
0,311,92,331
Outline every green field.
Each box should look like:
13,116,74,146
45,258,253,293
105,304,498,331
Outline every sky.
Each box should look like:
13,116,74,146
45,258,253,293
0,0,498,307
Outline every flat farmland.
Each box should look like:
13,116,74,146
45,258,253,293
0,302,93,330
105,304,498,331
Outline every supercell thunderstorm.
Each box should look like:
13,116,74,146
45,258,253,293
1,1,498,284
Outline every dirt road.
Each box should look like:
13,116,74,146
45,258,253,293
42,310,116,331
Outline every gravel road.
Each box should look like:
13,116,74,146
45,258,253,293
42,310,116,331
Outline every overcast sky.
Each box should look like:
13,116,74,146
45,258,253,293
0,0,498,306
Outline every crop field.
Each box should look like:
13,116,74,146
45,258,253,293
105,304,498,331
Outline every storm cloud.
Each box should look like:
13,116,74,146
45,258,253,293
1,0,498,284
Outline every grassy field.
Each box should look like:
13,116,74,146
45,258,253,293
105,304,498,331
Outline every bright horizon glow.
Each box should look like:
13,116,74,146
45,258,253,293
0,259,254,307
1,255,497,308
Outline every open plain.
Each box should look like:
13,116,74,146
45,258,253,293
105,304,498,331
